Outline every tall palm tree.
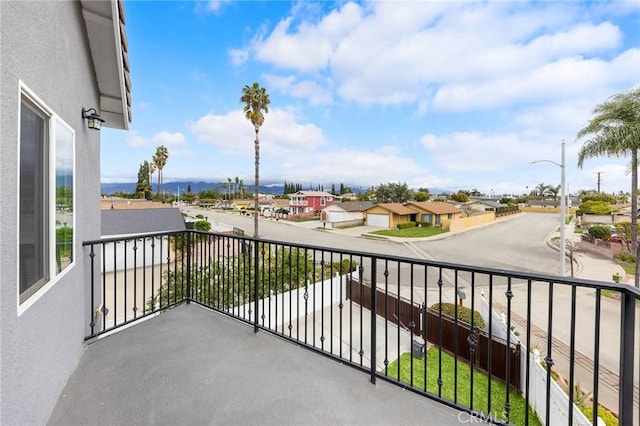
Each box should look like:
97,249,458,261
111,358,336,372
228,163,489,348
235,176,240,199
227,177,232,200
577,86,640,287
148,162,156,198
547,185,560,207
535,183,547,207
152,145,169,202
241,82,270,237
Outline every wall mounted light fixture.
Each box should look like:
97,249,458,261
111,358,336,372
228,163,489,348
82,108,105,130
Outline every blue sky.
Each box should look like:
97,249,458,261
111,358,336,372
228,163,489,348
101,0,640,196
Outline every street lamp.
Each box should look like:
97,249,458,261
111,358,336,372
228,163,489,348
531,141,566,276
177,186,182,205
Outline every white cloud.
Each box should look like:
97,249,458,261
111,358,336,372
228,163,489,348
228,48,248,67
238,1,635,110
153,131,186,146
125,130,186,148
262,74,333,106
189,108,327,157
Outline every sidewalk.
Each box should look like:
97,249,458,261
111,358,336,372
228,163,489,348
547,221,627,284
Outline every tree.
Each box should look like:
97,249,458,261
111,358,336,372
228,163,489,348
450,192,469,203
577,87,640,287
148,162,156,196
152,145,169,202
414,191,430,202
535,183,547,206
461,204,475,218
546,185,560,206
134,161,152,199
241,82,270,237
374,182,413,203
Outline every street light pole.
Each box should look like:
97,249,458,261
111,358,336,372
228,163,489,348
531,141,566,276
560,141,566,277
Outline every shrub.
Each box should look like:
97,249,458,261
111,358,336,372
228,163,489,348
195,214,205,219
193,220,211,231
418,221,432,228
331,259,358,274
580,405,618,426
429,302,486,330
398,221,417,229
581,192,617,204
615,253,636,263
579,200,616,215
588,225,611,240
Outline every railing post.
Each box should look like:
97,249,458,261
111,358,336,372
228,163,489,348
618,289,636,425
254,240,259,334
370,256,377,385
186,231,191,304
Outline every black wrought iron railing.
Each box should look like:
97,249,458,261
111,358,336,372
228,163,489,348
83,230,640,426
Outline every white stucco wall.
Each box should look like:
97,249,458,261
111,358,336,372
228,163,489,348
0,2,103,424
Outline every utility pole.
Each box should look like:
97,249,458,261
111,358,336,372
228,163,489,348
597,172,604,193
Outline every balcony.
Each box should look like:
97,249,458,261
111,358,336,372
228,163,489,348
50,230,639,425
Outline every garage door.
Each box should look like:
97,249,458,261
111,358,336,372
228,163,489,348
367,213,390,228
328,211,347,222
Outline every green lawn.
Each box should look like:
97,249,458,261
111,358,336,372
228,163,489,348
386,349,541,426
371,227,446,238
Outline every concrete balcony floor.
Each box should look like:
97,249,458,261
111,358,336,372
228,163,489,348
48,304,463,425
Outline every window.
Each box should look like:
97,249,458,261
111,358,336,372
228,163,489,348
19,85,75,306
320,197,326,206
422,213,432,223
19,97,48,301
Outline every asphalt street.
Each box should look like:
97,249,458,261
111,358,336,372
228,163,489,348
184,207,639,415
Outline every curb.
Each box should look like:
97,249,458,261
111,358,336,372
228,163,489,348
544,231,584,276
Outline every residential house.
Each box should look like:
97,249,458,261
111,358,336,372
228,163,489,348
364,203,418,228
101,197,174,210
259,198,290,217
0,1,131,424
101,208,186,271
320,201,374,227
289,190,335,214
406,201,463,227
468,198,505,212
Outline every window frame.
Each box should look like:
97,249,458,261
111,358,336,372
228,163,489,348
17,82,76,313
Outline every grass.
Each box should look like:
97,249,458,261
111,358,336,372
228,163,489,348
619,263,635,275
386,349,541,426
290,217,320,223
371,227,447,238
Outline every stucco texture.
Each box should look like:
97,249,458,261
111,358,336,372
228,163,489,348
1,2,103,424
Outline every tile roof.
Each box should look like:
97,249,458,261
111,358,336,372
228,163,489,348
370,203,418,215
407,201,462,214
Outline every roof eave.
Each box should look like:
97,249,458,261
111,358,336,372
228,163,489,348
81,0,131,130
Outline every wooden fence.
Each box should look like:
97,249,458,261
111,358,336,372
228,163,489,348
346,278,521,389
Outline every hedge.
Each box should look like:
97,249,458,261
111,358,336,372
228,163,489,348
429,302,486,330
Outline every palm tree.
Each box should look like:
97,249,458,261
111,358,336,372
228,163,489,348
152,145,169,202
227,177,232,200
241,82,270,237
547,185,560,207
239,179,245,199
535,183,547,207
577,86,640,287
148,162,156,198
235,176,240,199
